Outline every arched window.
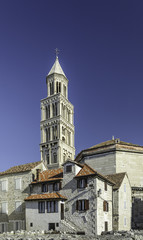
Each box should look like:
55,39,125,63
52,126,54,140
55,126,58,139
56,82,58,93
52,104,55,117
59,82,61,93
64,85,66,97
53,153,57,163
55,103,57,116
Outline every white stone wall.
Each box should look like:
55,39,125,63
82,152,116,175
0,163,45,233
118,175,131,231
116,151,143,187
96,178,113,235
25,200,61,231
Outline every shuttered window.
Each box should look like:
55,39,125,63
38,201,45,213
15,178,21,190
103,201,109,212
1,202,8,214
1,180,8,191
77,179,87,188
76,200,89,211
47,201,58,213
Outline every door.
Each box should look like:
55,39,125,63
61,203,64,220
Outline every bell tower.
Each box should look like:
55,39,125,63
40,56,75,168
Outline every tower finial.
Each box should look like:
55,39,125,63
55,48,60,58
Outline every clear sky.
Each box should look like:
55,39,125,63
0,0,143,171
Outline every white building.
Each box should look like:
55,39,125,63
40,57,75,169
25,160,114,235
0,161,46,233
106,172,132,231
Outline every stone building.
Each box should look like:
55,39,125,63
75,138,143,228
106,172,132,231
25,160,114,235
40,57,75,169
0,161,46,233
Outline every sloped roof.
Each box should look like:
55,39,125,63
25,192,67,201
76,164,96,177
75,164,114,185
47,57,66,77
0,161,41,176
32,168,63,184
106,172,126,190
75,139,143,162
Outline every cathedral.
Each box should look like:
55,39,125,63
0,55,143,234
40,56,75,168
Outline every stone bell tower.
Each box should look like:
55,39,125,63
40,56,75,169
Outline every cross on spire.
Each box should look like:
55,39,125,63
55,48,60,58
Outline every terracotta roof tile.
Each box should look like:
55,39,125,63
25,192,67,201
75,164,114,185
0,161,41,176
76,164,96,177
32,168,63,184
106,172,126,190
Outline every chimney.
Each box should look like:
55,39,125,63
36,169,41,181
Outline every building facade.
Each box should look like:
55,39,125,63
106,172,132,231
75,138,143,228
25,160,114,235
40,57,75,169
0,161,45,233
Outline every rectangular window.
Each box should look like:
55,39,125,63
124,216,126,226
124,201,126,209
42,183,48,193
77,179,87,189
53,182,59,191
66,165,72,173
124,183,126,192
15,178,21,190
47,201,58,213
1,202,8,214
104,182,107,191
38,201,45,213
76,200,89,211
15,201,22,212
103,201,109,212
105,221,108,231
1,180,8,191
49,223,55,230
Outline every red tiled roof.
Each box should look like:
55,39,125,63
32,168,63,184
25,192,67,201
75,164,114,185
0,161,41,176
76,164,96,177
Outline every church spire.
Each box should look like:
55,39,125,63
47,56,66,77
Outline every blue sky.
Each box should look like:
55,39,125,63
0,0,143,171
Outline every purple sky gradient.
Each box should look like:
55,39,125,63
0,0,143,171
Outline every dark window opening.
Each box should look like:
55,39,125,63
76,200,89,211
104,182,107,191
30,223,33,227
66,165,72,173
77,179,87,188
47,201,58,213
49,223,55,231
105,221,108,231
38,201,45,213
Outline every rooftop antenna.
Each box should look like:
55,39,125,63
55,48,60,58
